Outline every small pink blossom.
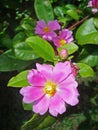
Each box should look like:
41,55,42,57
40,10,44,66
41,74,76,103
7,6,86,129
52,29,74,47
20,61,79,117
35,20,61,41
59,49,68,60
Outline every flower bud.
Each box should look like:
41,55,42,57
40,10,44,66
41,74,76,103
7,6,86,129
71,63,80,77
59,49,68,60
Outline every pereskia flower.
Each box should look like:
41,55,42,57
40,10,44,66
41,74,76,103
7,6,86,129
52,29,74,47
20,61,79,117
87,0,98,13
35,20,61,41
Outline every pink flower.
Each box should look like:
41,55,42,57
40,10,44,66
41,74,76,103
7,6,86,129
52,29,74,47
35,20,61,41
20,61,79,117
87,0,98,13
92,0,98,8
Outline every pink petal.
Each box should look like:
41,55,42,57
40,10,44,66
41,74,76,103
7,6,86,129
20,86,44,103
60,74,78,88
48,20,61,31
42,32,57,41
52,72,66,84
37,20,46,28
66,36,74,43
35,27,44,35
52,37,60,47
27,69,37,85
27,69,46,86
49,94,66,116
33,95,50,115
36,63,53,81
53,61,72,83
36,63,53,73
58,87,79,106
35,20,46,35
87,1,92,7
58,75,79,106
59,29,73,43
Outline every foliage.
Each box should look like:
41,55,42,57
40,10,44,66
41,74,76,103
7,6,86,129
0,0,98,130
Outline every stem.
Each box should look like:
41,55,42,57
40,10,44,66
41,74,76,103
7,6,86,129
68,15,90,30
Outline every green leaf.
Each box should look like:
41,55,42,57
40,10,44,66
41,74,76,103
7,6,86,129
0,50,32,72
23,103,33,110
7,70,30,87
64,43,78,55
1,34,12,49
20,17,36,36
78,45,98,67
54,6,64,17
35,114,56,130
13,42,39,61
34,0,54,22
77,63,94,78
66,9,79,21
94,17,98,29
76,18,98,45
26,36,55,62
22,113,56,130
13,32,26,44
20,17,36,31
13,31,39,60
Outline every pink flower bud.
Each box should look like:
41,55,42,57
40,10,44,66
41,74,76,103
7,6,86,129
71,63,80,77
59,49,68,60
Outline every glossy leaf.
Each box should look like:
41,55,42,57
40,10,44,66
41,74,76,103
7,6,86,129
76,18,98,45
94,17,98,29
77,63,94,78
66,9,79,21
13,32,26,44
13,31,39,60
22,113,56,130
0,50,32,72
34,0,54,22
78,45,98,67
20,17,36,36
26,36,55,62
64,43,78,55
20,17,36,31
54,6,64,17
13,42,39,60
7,70,30,87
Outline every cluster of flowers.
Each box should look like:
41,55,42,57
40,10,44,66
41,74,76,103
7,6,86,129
35,20,73,47
35,20,74,60
20,19,80,117
88,0,98,13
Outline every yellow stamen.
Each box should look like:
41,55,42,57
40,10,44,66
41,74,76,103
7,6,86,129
43,80,57,97
44,26,50,33
59,39,66,46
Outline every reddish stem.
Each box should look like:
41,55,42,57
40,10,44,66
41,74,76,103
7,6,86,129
68,15,90,30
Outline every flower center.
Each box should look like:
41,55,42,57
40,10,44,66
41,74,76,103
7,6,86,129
43,80,56,97
44,26,50,33
59,39,66,46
